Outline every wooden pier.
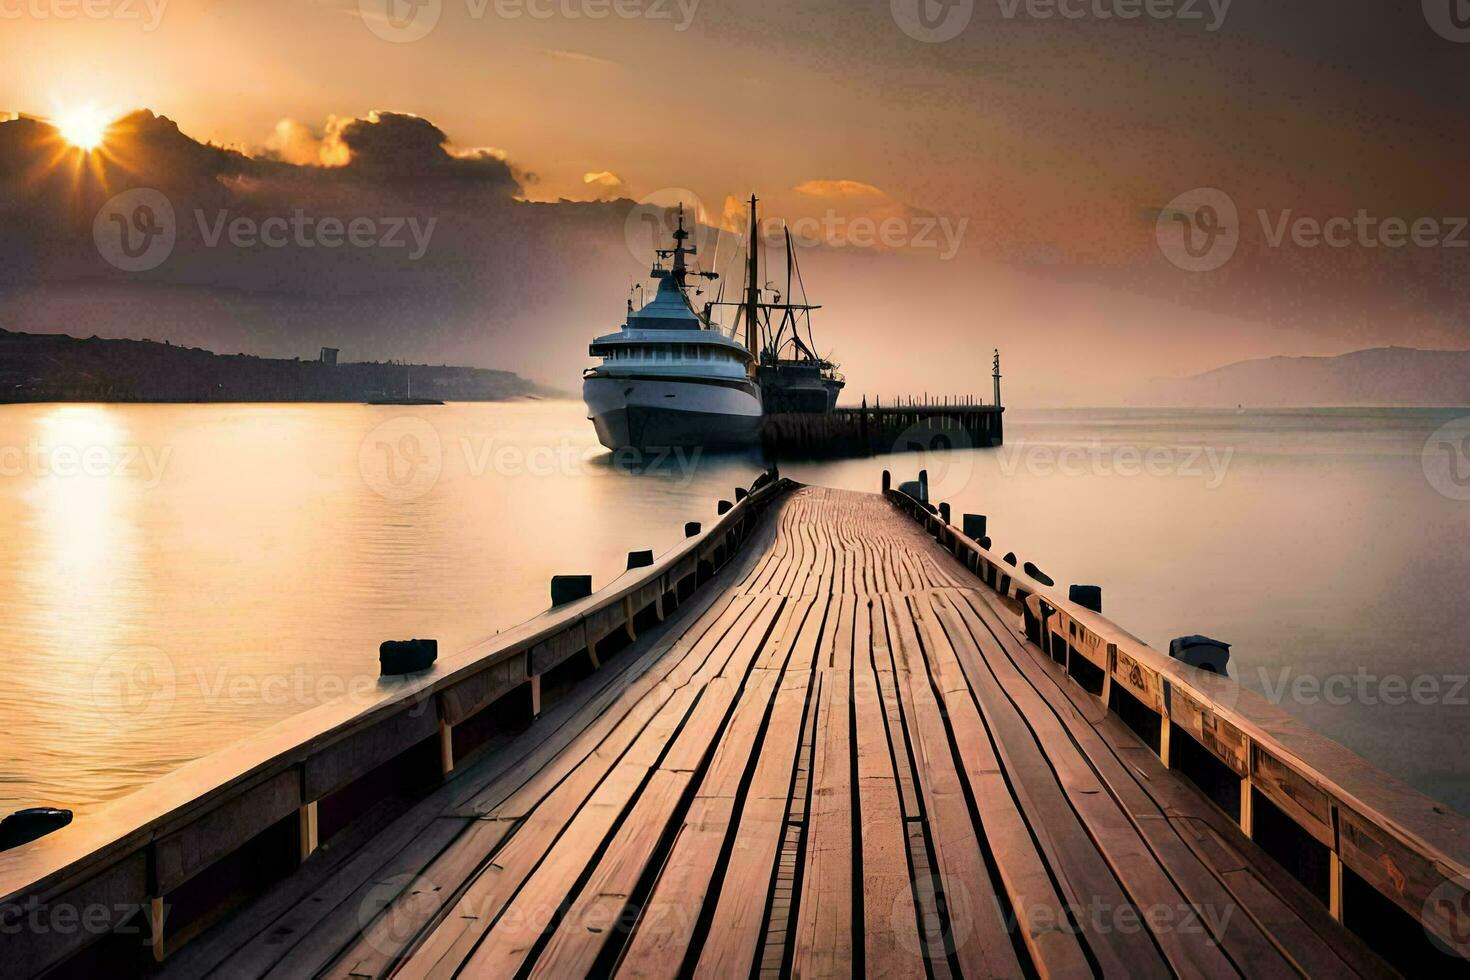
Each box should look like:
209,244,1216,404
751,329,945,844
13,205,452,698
2,476,1468,977
763,400,1004,458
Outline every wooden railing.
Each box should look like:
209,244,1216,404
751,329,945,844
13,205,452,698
885,480,1470,967
0,472,793,975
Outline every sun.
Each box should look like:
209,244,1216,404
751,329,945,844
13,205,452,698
54,105,111,151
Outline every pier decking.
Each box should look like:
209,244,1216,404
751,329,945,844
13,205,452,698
4,481,1467,977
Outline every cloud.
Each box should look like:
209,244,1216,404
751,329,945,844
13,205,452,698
582,171,624,199
0,107,613,379
794,179,889,201
539,48,618,68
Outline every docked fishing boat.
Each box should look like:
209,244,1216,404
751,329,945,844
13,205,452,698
753,224,845,414
583,207,762,451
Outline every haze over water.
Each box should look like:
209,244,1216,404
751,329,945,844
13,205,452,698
1,402,1466,816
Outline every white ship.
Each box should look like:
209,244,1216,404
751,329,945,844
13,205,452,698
584,206,762,451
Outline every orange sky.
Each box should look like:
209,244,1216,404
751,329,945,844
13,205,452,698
2,1,1468,401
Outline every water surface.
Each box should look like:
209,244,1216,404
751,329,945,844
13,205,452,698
1,403,1466,816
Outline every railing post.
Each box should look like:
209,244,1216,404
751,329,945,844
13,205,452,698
1239,739,1254,837
1329,851,1344,921
299,800,320,859
150,896,166,962
438,718,455,777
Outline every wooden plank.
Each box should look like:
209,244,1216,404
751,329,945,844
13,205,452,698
851,600,926,975
879,594,1024,980
694,669,817,978
913,593,1096,980
954,586,1392,979
394,684,701,979
791,599,855,977
614,668,783,977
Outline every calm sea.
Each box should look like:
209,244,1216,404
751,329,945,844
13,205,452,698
2,402,1467,816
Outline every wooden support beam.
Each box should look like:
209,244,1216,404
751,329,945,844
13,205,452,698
587,637,601,670
1240,777,1254,838
1329,851,1344,921
150,895,167,962
530,675,542,718
622,595,637,642
438,720,455,777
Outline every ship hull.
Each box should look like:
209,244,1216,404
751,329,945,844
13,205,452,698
584,375,762,451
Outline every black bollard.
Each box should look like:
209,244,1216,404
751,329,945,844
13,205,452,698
0,808,73,852
627,550,655,570
882,470,892,492
735,488,748,502
380,639,438,676
939,502,951,524
718,500,734,515
685,522,702,538
1069,585,1102,613
1003,552,1018,567
919,470,930,503
1023,562,1055,587
1169,636,1232,676
551,575,593,607
963,514,987,541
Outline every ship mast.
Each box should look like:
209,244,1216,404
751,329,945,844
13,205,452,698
744,194,760,357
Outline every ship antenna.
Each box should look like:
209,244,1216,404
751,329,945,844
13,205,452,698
744,194,760,357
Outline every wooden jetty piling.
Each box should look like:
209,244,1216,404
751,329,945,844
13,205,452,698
1,473,1466,977
763,398,1004,458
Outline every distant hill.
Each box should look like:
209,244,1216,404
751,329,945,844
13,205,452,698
1138,347,1470,407
0,329,560,404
